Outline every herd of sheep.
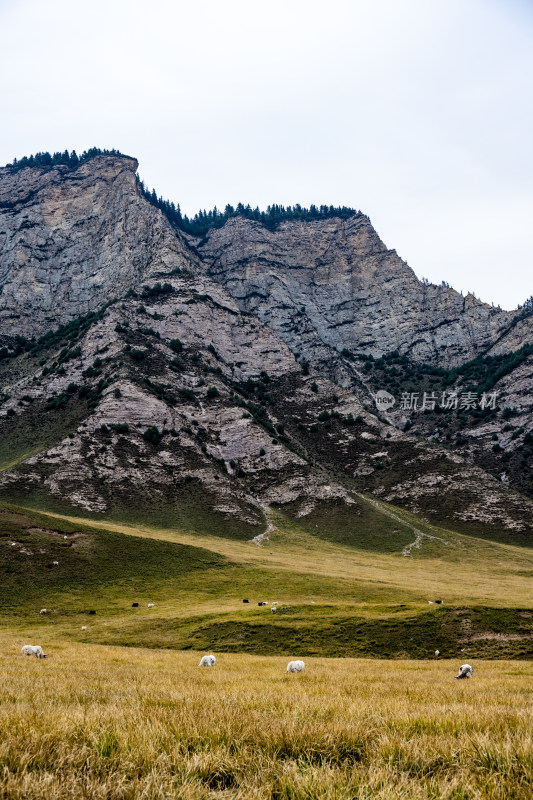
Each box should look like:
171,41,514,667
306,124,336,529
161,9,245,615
24,604,475,678
20,645,474,679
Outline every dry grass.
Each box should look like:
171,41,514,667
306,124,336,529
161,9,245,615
1,632,532,799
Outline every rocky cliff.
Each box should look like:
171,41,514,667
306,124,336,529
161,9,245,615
0,154,531,540
0,155,195,339
197,216,531,369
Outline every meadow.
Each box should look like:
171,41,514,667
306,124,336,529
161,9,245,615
1,498,532,798
0,635,532,799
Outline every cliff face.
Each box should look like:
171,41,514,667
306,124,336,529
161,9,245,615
0,270,531,539
197,216,528,369
0,156,195,339
0,155,531,537
1,155,529,364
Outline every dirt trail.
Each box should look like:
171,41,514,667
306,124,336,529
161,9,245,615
250,503,275,546
362,495,450,557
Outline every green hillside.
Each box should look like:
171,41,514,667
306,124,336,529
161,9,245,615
1,498,532,660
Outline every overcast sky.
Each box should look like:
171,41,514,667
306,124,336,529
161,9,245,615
1,0,531,310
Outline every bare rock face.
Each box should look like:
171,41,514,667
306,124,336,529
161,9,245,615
198,216,530,368
0,155,195,339
0,153,532,538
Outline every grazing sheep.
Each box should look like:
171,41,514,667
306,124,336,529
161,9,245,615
271,607,276,613
456,664,474,679
198,654,216,667
258,601,267,606
88,610,96,615
147,603,154,608
39,609,47,615
81,626,87,631
272,602,278,606
435,600,443,605
435,650,440,657
286,660,305,673
52,561,59,566
243,599,249,603
21,645,46,658
132,603,139,608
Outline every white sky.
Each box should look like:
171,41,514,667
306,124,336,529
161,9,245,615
1,0,531,310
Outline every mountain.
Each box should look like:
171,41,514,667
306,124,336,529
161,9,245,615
196,214,531,369
0,152,532,544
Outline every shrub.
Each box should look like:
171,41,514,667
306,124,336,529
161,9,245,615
206,386,220,399
45,392,70,411
143,426,162,445
110,423,129,434
141,283,174,298
179,388,196,402
170,339,183,353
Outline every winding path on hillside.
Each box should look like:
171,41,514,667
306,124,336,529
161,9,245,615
360,495,450,557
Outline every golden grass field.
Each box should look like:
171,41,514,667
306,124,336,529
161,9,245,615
1,498,532,798
1,632,532,800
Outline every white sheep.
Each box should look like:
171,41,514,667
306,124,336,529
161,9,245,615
81,626,87,631
435,650,440,657
456,664,474,679
147,603,154,608
52,561,59,566
39,609,47,615
286,660,305,673
21,645,47,658
271,607,276,613
198,654,216,667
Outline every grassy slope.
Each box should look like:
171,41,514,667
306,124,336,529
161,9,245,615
0,395,88,471
1,498,532,660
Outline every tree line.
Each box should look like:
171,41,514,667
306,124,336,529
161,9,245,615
4,147,363,236
137,178,362,236
5,148,129,172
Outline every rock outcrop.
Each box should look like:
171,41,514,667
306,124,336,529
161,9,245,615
0,155,195,339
